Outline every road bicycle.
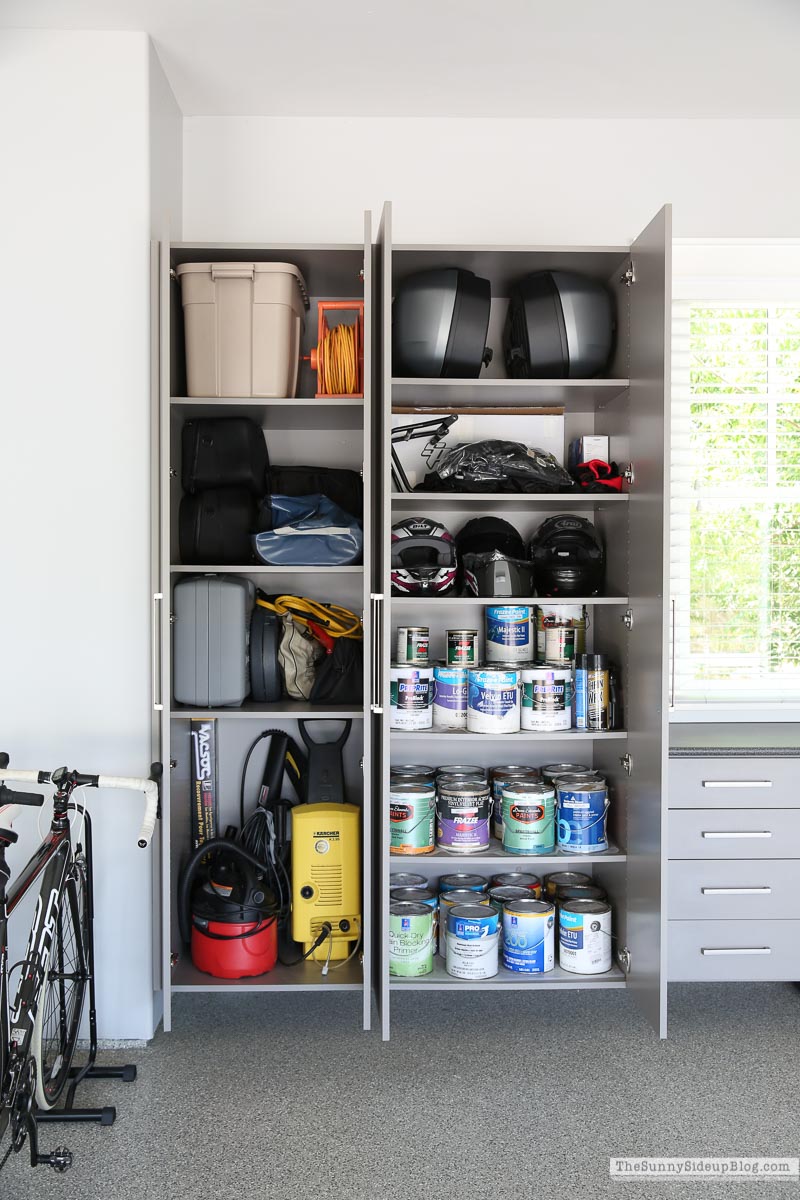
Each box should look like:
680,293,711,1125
0,755,160,1172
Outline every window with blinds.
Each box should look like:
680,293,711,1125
671,300,800,706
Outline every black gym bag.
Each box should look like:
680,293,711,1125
182,418,269,494
263,465,363,521
179,489,258,565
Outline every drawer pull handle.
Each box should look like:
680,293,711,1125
700,886,771,895
701,946,771,956
702,780,772,789
701,831,772,839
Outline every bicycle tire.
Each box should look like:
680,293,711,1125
30,859,89,1110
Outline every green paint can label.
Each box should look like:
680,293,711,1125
502,782,556,855
389,901,434,977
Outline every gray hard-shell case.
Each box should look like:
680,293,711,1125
173,575,255,707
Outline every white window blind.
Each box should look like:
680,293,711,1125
671,295,800,707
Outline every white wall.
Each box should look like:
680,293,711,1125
0,30,177,1040
183,116,800,243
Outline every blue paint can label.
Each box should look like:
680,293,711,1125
433,666,468,731
502,900,555,973
467,669,520,734
486,606,532,663
445,904,499,979
556,778,609,853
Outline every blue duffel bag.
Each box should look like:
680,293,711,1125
252,494,363,566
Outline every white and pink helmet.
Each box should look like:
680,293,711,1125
390,517,457,596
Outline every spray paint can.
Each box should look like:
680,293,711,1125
389,901,434,977
557,776,610,853
501,781,556,855
467,668,520,734
447,629,478,666
520,666,573,732
433,666,469,731
559,898,612,974
446,904,499,980
490,765,540,840
389,782,436,855
390,665,434,731
436,780,492,854
395,627,430,665
502,898,555,974
486,606,532,663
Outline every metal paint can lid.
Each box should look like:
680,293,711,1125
560,898,611,917
503,898,554,917
390,901,430,918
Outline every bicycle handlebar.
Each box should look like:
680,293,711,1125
0,762,162,849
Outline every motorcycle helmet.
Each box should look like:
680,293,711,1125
391,517,457,596
528,515,605,597
455,517,534,597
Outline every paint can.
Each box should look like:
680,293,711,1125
395,626,430,665
390,764,435,781
389,782,436,855
535,604,587,665
540,763,594,786
391,887,438,956
556,776,610,853
501,781,556,856
544,870,592,901
490,765,540,840
446,904,500,980
438,889,491,956
436,780,492,854
436,764,487,780
490,871,543,898
559,898,612,975
485,605,533,663
438,874,489,893
555,883,607,912
389,872,428,890
447,629,478,666
467,668,520,735
520,666,573,732
389,901,434,977
433,666,469,731
488,885,532,914
502,899,555,974
390,665,434,731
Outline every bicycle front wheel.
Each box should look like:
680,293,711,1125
31,859,89,1109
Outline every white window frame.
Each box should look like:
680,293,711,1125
670,240,800,724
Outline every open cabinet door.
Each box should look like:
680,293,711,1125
361,209,374,1032
374,202,392,1040
625,205,672,1037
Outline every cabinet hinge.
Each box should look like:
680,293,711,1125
617,945,632,974
169,612,176,625
620,753,633,776
358,268,365,282
620,608,634,631
621,462,635,486
169,467,177,479
620,262,636,287
359,757,364,772
169,268,178,282
169,759,177,769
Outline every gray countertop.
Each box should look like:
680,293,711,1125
669,722,800,757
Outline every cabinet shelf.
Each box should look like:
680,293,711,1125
390,959,626,990
390,595,628,607
391,377,629,412
389,839,624,868
171,702,365,720
171,395,365,407
170,564,364,574
171,957,362,992
389,729,626,742
391,492,628,510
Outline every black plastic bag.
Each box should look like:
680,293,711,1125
309,639,364,705
418,440,577,494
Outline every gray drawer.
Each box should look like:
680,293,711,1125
669,859,800,920
669,757,800,809
669,808,800,859
669,919,800,981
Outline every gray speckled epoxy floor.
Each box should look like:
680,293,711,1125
4,984,800,1199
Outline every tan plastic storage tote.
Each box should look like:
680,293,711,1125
176,262,309,398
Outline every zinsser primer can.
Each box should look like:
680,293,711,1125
389,901,434,977
433,666,468,731
446,904,499,980
389,782,436,855
556,776,610,853
491,871,542,898
467,668,520,734
447,629,478,666
491,765,540,840
438,889,491,956
390,665,433,730
502,899,555,974
436,780,492,854
395,626,430,665
544,870,592,901
521,666,573,732
502,781,556,855
559,898,612,974
486,605,532,663
535,605,587,665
